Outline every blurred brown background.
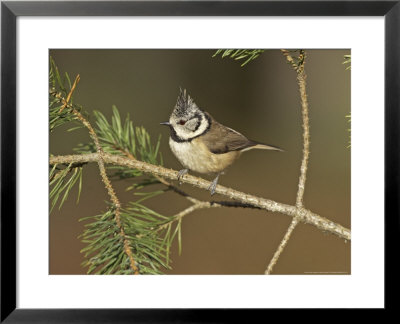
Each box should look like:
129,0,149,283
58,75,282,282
49,49,350,275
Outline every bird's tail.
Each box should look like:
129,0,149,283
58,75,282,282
242,141,284,152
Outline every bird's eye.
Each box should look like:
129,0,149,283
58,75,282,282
179,120,186,125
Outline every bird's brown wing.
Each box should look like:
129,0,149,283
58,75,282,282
201,118,254,154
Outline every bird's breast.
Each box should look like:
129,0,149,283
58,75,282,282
169,137,240,174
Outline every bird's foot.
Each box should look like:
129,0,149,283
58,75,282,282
177,169,189,184
207,174,220,196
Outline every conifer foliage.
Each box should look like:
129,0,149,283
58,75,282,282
49,58,183,274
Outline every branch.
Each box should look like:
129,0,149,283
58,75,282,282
153,199,259,235
156,201,220,232
265,217,299,274
50,87,140,275
117,145,262,209
49,153,351,241
59,74,80,113
294,50,310,208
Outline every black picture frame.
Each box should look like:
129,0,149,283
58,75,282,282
1,0,398,321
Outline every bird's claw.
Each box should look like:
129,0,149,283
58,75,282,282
207,182,217,196
207,174,220,196
177,169,189,184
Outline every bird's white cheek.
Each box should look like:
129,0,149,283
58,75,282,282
191,117,209,138
173,127,191,140
173,115,209,140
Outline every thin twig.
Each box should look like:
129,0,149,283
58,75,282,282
156,201,221,232
60,75,80,113
295,50,310,208
154,199,259,234
265,217,299,274
49,153,351,241
51,89,140,275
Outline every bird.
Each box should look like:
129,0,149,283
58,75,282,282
160,89,282,195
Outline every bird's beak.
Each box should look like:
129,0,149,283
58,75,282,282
160,121,171,126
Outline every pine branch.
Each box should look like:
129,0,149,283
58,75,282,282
49,162,83,211
213,49,265,66
80,209,133,275
50,76,184,274
343,54,351,70
49,57,84,132
60,74,80,112
80,204,169,275
50,86,140,275
49,152,351,241
281,49,306,72
74,107,162,189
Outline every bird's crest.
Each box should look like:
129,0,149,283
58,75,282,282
174,88,198,117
